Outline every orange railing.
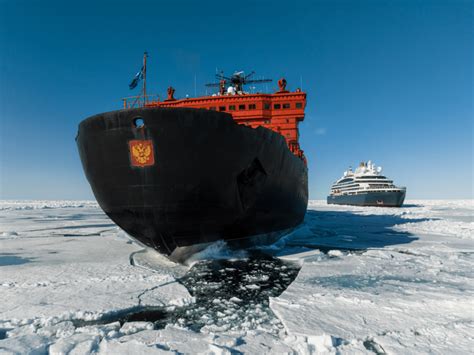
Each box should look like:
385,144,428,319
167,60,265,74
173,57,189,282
122,95,160,109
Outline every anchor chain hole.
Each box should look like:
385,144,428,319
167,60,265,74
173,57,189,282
133,117,145,128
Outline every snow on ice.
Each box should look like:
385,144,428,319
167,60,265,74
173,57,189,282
0,200,472,353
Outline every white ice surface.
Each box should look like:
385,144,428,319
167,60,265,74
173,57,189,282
272,200,474,353
0,202,192,354
1,200,473,354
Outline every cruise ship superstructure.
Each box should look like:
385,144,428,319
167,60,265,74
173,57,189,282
327,161,406,207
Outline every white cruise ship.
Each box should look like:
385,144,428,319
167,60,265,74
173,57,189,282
327,161,406,207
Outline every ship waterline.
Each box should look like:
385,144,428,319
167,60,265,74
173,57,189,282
327,190,406,207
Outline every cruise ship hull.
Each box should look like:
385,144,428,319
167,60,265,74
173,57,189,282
76,107,308,256
327,190,406,207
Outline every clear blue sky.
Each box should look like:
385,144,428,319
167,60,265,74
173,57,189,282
1,0,472,200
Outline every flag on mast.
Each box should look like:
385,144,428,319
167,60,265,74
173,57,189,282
129,66,144,90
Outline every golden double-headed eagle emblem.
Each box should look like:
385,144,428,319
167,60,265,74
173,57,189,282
129,140,155,167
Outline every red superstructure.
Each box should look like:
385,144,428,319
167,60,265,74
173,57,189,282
122,62,306,162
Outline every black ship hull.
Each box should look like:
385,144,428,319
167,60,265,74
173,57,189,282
327,190,406,207
76,107,308,256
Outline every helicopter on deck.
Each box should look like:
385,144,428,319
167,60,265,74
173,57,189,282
205,71,272,95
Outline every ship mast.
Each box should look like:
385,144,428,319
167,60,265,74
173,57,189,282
121,52,155,109
142,51,148,105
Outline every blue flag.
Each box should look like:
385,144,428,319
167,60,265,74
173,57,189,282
129,66,144,90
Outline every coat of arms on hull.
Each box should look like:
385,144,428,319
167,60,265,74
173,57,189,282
129,140,155,167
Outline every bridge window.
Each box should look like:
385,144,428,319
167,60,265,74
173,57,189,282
274,104,281,109
283,103,290,109
239,104,246,110
249,104,256,110
264,103,270,109
296,102,303,108
229,105,236,110
219,106,226,111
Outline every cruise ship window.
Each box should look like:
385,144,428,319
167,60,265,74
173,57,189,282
264,103,270,109
339,178,353,184
296,102,303,108
219,106,226,111
249,104,256,109
209,107,216,111
283,103,290,109
229,105,236,111
239,104,246,110
264,120,270,124
274,104,281,109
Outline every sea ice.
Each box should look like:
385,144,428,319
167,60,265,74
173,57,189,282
271,200,474,353
1,199,472,353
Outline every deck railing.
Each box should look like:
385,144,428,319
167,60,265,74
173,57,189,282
122,95,160,109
